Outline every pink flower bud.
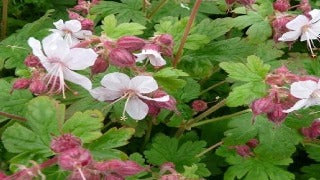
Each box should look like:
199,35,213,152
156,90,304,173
58,148,92,170
109,48,136,67
13,78,31,90
251,97,274,115
91,56,108,75
161,174,181,180
157,34,174,46
267,103,287,124
192,100,208,112
94,160,145,177
116,36,146,52
92,0,100,4
235,145,253,157
153,90,177,111
160,162,175,170
81,19,94,31
29,80,47,95
50,134,82,153
273,0,290,12
0,172,7,179
24,54,41,68
68,10,82,20
299,0,311,14
272,17,291,42
143,43,161,52
145,100,161,117
301,120,320,139
299,75,319,82
246,139,259,148
237,0,256,6
274,65,290,74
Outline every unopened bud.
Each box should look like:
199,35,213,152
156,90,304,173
81,19,94,31
237,0,256,6
153,90,176,111
145,100,161,117
192,100,208,112
225,0,236,5
273,0,290,12
299,0,311,14
301,119,320,139
234,145,253,157
29,80,47,95
68,10,82,20
51,134,82,153
156,34,174,46
251,97,274,115
69,169,100,180
13,78,31,90
246,139,259,148
91,57,108,75
94,160,145,177
24,54,41,68
267,103,287,124
58,148,92,170
116,36,146,52
109,48,136,67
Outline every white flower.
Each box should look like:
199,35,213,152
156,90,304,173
50,19,92,46
278,9,320,56
283,80,320,113
28,33,98,97
90,72,169,120
134,44,166,67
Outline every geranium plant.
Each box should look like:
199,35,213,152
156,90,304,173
1,0,320,179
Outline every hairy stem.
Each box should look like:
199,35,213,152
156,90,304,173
1,0,9,39
200,80,227,95
196,141,223,157
146,0,168,19
0,111,27,122
142,0,146,12
191,109,251,128
172,0,202,67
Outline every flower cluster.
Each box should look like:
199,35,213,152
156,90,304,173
251,66,320,124
13,1,175,121
51,134,146,180
230,139,259,157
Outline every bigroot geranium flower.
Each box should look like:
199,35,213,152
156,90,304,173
28,33,98,98
278,9,320,56
50,19,92,46
284,80,320,113
90,72,169,120
134,44,166,67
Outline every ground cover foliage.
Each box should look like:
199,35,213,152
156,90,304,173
1,0,320,179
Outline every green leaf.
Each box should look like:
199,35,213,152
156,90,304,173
25,96,60,145
144,134,207,172
87,127,135,160
154,67,189,93
0,10,54,71
301,164,320,179
174,78,201,103
226,82,267,107
0,80,33,116
62,110,104,143
305,144,320,162
101,14,146,39
2,123,51,155
90,0,147,25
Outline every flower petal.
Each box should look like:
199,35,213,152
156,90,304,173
134,53,148,63
286,15,309,30
283,99,308,113
63,48,98,70
42,33,70,60
28,37,46,61
137,94,169,102
290,80,318,99
129,76,158,94
65,20,82,32
309,9,320,23
101,72,130,91
125,96,149,120
147,50,166,67
63,68,92,90
278,30,301,42
53,19,65,30
90,87,122,101
73,30,92,39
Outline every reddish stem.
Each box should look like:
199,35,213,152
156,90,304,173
0,111,27,122
172,0,202,68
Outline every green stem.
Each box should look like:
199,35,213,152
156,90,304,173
189,99,226,124
146,0,168,19
143,118,153,146
1,0,9,39
172,0,203,67
191,109,251,128
196,141,223,157
0,111,27,122
200,80,227,95
101,120,113,132
142,0,146,12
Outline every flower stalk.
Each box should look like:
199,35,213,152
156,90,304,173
1,0,9,39
173,0,203,68
146,0,168,19
0,111,27,122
